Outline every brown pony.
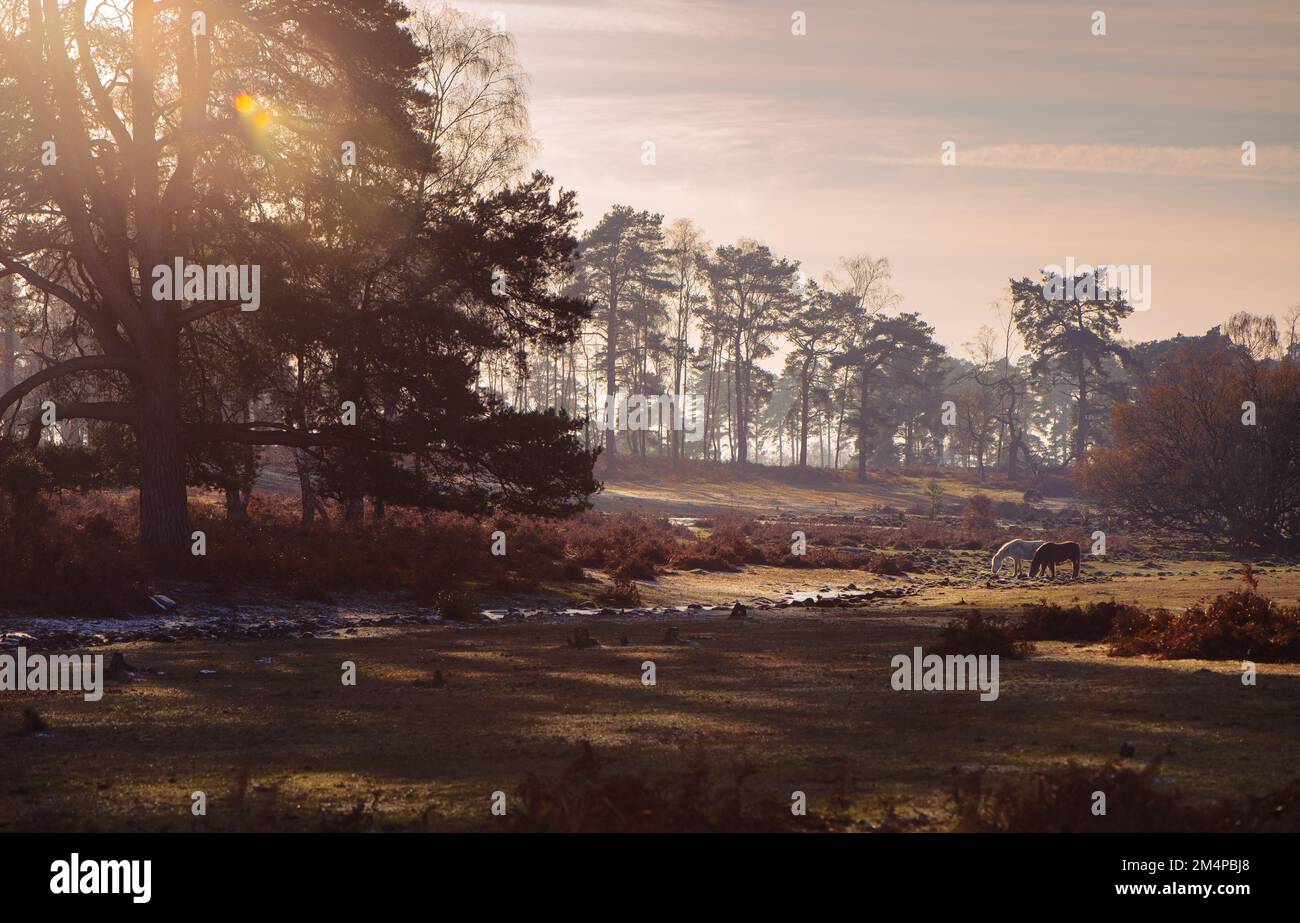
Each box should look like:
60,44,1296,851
1029,541,1081,579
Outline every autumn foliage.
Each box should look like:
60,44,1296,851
1082,340,1300,550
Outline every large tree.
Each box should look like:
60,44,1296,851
1083,339,1300,550
663,217,707,463
1010,268,1133,462
575,205,667,457
0,1,596,553
702,240,799,465
784,280,849,468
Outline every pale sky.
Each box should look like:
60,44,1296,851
449,0,1300,351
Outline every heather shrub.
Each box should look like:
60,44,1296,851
864,553,912,576
954,760,1300,832
934,610,1032,659
963,492,995,531
671,518,759,571
1107,586,1300,662
595,577,642,608
1017,599,1136,642
510,742,827,833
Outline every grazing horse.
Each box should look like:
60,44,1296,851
991,539,1045,576
1029,541,1081,579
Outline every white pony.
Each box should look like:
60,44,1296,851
991,539,1045,576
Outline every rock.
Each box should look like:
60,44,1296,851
106,652,135,682
19,707,48,736
567,627,599,649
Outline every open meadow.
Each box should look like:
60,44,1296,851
5,466,1299,832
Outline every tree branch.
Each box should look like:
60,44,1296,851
21,400,140,447
0,354,141,420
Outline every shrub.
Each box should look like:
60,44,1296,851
963,492,995,531
926,479,945,518
864,553,911,576
595,577,642,608
433,590,480,622
954,760,1300,832
1107,586,1300,662
1017,599,1136,642
670,518,757,571
510,742,827,832
934,610,1032,659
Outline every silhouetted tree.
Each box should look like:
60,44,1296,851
1010,268,1133,462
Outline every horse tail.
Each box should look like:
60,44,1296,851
1072,543,1081,577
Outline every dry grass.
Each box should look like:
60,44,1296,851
4,604,1299,832
954,760,1300,832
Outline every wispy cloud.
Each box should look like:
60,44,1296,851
880,144,1300,182
443,0,1300,347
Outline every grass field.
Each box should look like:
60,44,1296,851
3,467,1299,831
6,602,1298,832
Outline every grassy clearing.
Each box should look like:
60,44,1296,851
4,604,1299,831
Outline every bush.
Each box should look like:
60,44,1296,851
433,590,480,622
963,492,995,531
0,508,150,616
1107,586,1300,662
864,553,911,576
595,577,642,608
1017,599,1135,642
954,760,1300,832
934,610,1032,659
510,742,827,832
670,518,758,571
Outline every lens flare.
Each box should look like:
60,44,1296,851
234,93,256,114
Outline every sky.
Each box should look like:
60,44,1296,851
447,0,1300,352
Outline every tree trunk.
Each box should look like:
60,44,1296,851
295,450,317,525
604,278,618,457
798,358,811,467
225,486,250,522
137,376,190,556
1,276,17,392
856,364,870,483
732,331,746,464
1075,361,1090,461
